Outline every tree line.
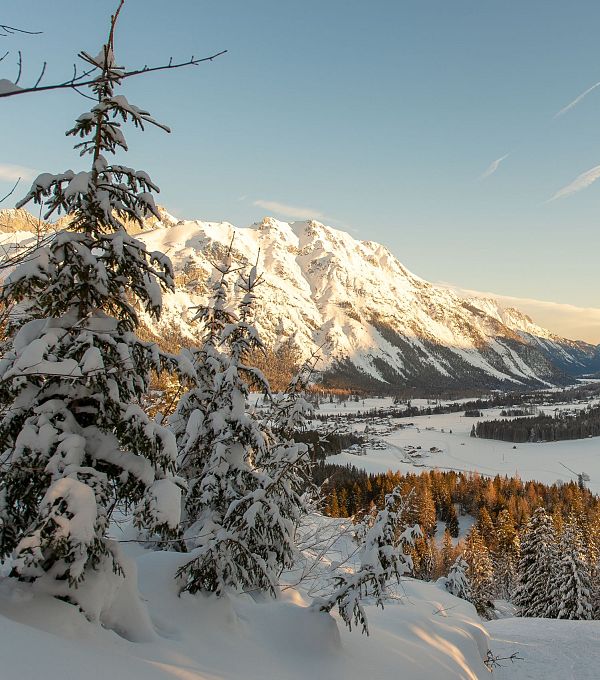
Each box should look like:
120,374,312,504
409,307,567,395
472,405,600,442
316,463,600,618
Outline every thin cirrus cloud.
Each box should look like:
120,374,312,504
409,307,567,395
439,282,600,343
479,153,509,180
0,163,35,182
554,81,600,118
549,164,600,201
253,199,325,221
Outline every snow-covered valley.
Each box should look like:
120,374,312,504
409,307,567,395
319,396,600,494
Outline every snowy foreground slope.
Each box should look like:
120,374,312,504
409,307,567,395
135,215,599,389
0,547,489,680
487,618,600,679
4,548,598,680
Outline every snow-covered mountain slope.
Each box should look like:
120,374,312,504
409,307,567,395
1,208,596,389
465,297,600,379
135,215,600,390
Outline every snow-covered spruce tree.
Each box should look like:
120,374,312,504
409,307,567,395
176,265,312,595
315,486,421,635
514,507,558,618
0,8,183,615
462,526,494,617
170,254,236,535
444,555,472,602
494,508,520,600
553,517,593,620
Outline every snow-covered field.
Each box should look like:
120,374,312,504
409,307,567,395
487,617,600,679
0,534,491,680
320,396,600,494
2,526,594,680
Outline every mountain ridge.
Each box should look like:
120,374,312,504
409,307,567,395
134,214,600,390
2,208,598,390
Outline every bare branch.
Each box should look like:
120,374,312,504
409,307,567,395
0,177,20,204
14,49,22,85
71,85,97,102
33,61,47,88
0,24,42,37
0,50,227,99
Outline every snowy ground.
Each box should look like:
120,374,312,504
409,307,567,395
486,617,600,679
0,545,490,680
321,397,600,494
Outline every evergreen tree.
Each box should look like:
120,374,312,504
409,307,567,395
445,503,460,538
170,256,235,535
0,7,183,615
176,266,312,595
553,518,593,620
411,535,437,580
462,526,494,617
444,555,471,601
494,508,520,599
514,507,558,618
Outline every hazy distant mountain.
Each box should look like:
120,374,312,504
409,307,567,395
3,209,598,390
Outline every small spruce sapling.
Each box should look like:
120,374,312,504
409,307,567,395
315,487,420,635
444,556,472,601
462,526,494,617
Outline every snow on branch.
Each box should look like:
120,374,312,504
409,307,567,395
313,487,420,635
0,50,227,99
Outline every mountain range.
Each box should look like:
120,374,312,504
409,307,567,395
2,208,599,391
135,214,600,391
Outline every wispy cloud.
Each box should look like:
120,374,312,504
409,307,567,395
549,164,600,201
253,199,325,221
251,198,354,231
480,153,509,180
555,81,600,118
0,163,34,182
438,282,600,343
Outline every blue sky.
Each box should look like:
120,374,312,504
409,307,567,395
2,1,600,337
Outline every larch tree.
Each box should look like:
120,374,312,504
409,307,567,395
439,528,458,574
0,2,214,618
